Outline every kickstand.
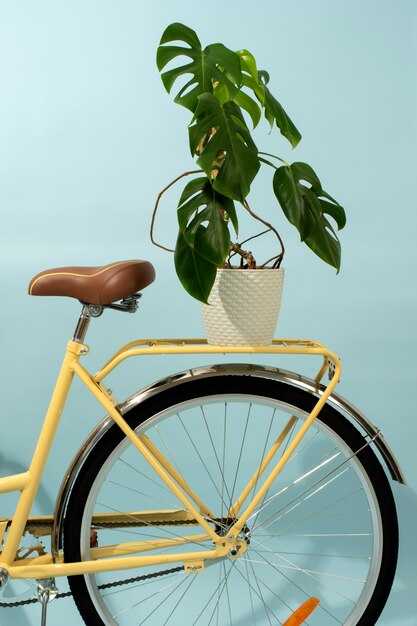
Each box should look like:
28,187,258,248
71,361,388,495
37,579,58,626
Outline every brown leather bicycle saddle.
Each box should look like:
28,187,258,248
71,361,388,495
28,260,156,305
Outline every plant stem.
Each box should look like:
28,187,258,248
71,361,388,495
242,199,285,268
258,152,289,166
150,170,202,253
258,156,278,169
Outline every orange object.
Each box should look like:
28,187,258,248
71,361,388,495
283,597,320,626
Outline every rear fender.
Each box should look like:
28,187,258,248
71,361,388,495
52,363,405,560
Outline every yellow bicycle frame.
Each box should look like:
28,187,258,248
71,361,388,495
0,336,341,582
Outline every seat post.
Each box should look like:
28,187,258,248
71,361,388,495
73,304,104,343
72,305,91,343
72,302,102,343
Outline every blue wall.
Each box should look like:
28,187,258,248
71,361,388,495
0,1,416,623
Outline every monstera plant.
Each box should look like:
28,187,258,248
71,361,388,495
151,22,346,304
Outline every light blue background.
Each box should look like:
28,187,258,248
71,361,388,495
0,1,416,624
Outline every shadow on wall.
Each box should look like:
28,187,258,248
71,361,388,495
379,483,417,625
0,607,33,626
0,453,54,515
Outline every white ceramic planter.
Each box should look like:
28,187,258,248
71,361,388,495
201,268,285,346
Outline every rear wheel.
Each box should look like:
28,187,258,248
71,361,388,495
65,376,398,625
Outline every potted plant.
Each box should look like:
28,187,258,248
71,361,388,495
151,22,346,344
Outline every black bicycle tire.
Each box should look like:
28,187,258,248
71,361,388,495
64,375,398,626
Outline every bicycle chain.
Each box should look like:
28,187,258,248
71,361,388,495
0,516,226,608
0,566,184,608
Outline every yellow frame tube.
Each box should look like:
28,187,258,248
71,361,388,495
9,546,224,580
227,360,341,536
139,434,213,517
0,341,82,565
88,532,211,559
11,533,211,567
0,336,341,582
0,472,31,494
228,415,298,517
94,338,335,383
70,361,219,542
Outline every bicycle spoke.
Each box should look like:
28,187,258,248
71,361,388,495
117,457,176,498
250,409,276,498
251,539,357,607
232,558,282,624
249,545,344,624
65,379,395,626
163,573,198,625
113,572,188,620
221,403,227,521
248,423,335,533
177,411,230,515
191,561,235,625
215,562,223,626
137,574,190,625
206,562,234,626
254,482,363,538
105,478,179,510
95,501,211,550
254,548,371,560
246,556,273,626
154,424,184,478
222,561,233,626
101,570,184,599
227,403,252,515
243,555,367,583
200,405,234,511
241,555,302,625
250,410,296,530
244,553,257,626
247,444,344,527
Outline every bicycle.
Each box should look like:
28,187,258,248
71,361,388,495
0,260,401,626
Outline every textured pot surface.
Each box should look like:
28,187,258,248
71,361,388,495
201,268,285,346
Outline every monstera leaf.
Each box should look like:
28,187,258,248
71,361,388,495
174,232,217,304
157,23,242,113
189,94,260,201
174,177,237,302
230,50,265,128
303,192,345,269
157,24,300,148
273,162,346,270
258,71,301,149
